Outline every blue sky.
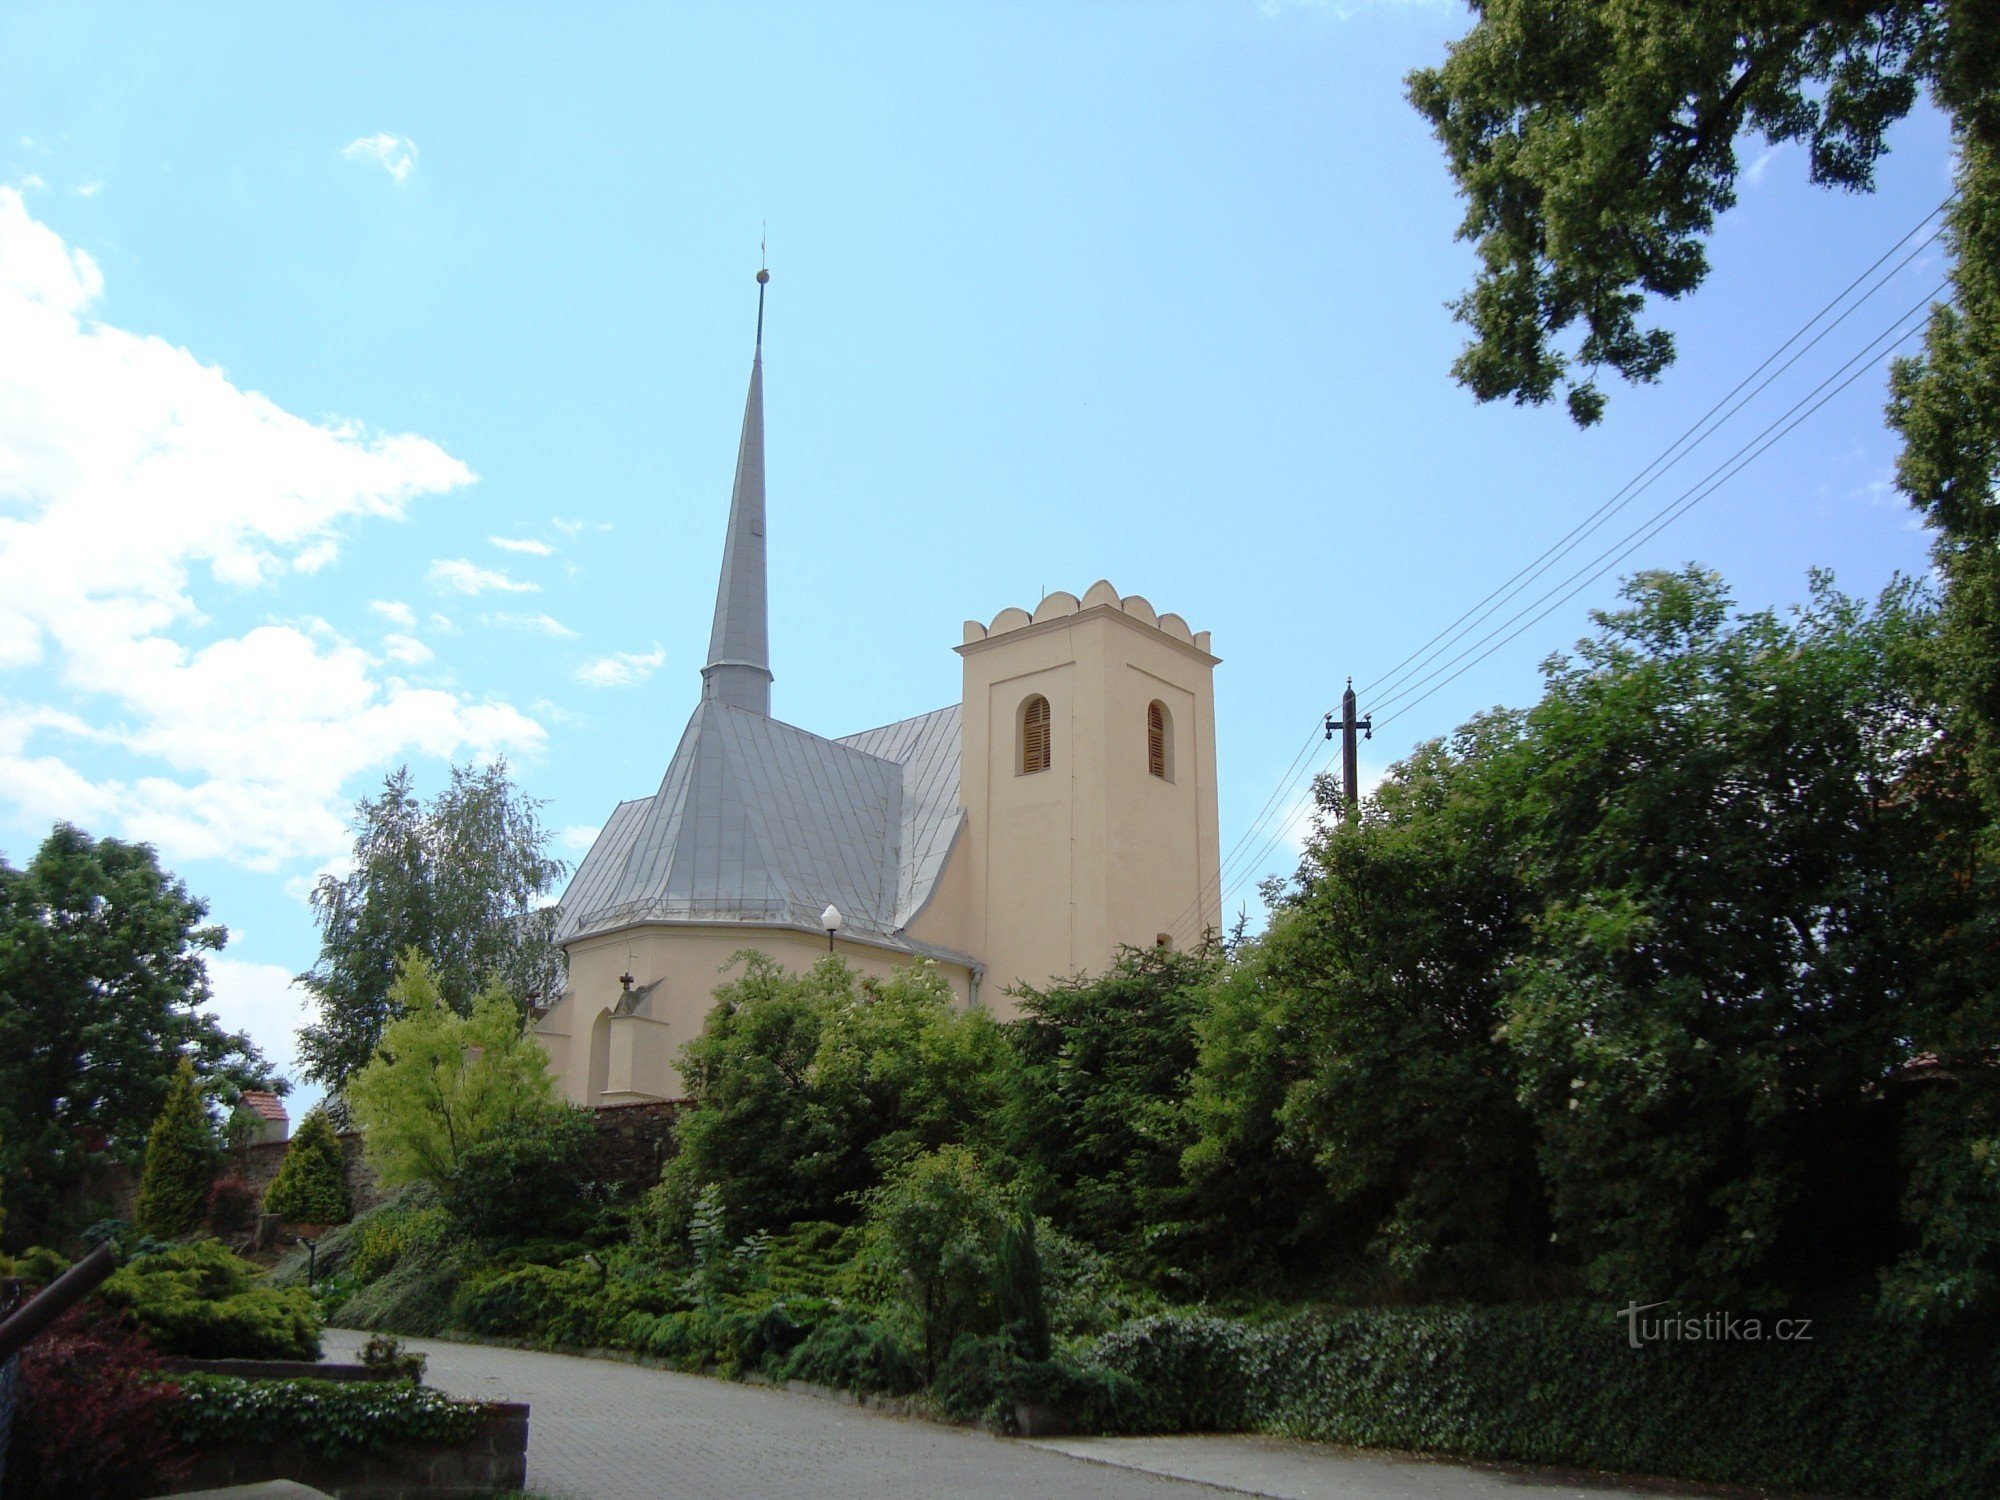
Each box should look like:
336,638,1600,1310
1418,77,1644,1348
0,2,1956,1111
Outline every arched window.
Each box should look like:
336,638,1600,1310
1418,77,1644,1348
1020,694,1051,775
1147,700,1173,780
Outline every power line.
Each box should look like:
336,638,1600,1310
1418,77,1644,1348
1358,198,1953,710
1159,199,1954,948
1174,278,1947,945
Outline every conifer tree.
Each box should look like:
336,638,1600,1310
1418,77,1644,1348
262,1108,351,1225
133,1058,216,1239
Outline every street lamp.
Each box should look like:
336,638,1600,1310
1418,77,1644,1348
821,903,843,953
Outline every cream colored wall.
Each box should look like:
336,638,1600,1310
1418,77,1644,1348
956,583,1221,1019
534,923,975,1104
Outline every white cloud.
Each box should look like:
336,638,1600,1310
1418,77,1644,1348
0,188,544,869
73,181,102,199
369,598,416,628
204,955,312,1089
382,633,433,664
15,172,46,193
1745,142,1789,186
550,516,611,538
340,133,418,185
559,824,600,852
428,612,460,633
291,538,339,574
574,646,665,688
489,535,552,556
485,611,579,638
428,558,538,596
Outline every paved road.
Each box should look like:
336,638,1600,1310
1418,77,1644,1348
322,1329,1725,1500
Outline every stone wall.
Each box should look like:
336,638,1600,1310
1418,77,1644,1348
173,1400,528,1499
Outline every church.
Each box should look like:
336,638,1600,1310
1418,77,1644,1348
533,276,1223,1106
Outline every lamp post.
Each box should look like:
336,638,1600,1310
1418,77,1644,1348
821,903,843,954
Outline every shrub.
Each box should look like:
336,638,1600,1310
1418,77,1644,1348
5,1309,191,1500
133,1058,217,1240
929,1334,1145,1431
262,1108,351,1226
205,1177,260,1240
452,1259,675,1350
1085,1303,2000,1497
170,1374,487,1457
865,1145,1014,1376
98,1239,321,1360
440,1105,599,1245
776,1312,923,1396
9,1245,70,1292
358,1332,427,1382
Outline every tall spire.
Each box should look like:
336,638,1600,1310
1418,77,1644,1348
700,268,773,715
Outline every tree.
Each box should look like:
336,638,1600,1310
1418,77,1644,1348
439,1105,599,1246
1410,3,2000,817
296,761,568,1104
344,951,558,1189
262,1107,352,1225
657,955,1012,1243
1004,948,1217,1261
0,824,280,1248
866,1145,1015,1378
133,1058,218,1240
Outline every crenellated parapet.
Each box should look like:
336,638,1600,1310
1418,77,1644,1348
961,579,1213,654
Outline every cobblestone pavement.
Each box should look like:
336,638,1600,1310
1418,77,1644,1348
322,1331,1723,1500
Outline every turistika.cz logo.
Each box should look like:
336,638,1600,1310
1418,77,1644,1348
1616,1301,1814,1348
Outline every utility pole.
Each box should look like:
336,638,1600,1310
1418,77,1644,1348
1323,677,1372,820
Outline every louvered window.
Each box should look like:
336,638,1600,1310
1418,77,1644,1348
1148,700,1171,780
1021,695,1051,774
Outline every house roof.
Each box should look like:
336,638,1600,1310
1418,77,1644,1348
238,1090,287,1125
552,699,968,961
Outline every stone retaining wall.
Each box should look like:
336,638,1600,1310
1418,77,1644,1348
173,1400,528,1499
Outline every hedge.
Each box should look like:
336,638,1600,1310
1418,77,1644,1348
1088,1304,2000,1498
169,1375,488,1458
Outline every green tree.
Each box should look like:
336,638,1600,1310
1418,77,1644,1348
345,951,558,1189
133,1058,218,1239
1183,712,1550,1301
1004,948,1216,1261
297,762,568,1104
657,955,1012,1244
0,824,280,1248
866,1144,1015,1378
439,1105,599,1246
262,1107,352,1225
1410,2,2000,827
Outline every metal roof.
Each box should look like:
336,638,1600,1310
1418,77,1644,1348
553,699,967,959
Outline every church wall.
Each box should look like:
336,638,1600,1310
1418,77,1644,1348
537,923,974,1102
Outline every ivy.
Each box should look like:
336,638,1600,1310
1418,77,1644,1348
170,1375,488,1458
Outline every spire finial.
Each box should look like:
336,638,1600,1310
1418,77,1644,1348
755,230,769,352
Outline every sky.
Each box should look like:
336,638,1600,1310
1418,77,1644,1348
0,2,1958,1114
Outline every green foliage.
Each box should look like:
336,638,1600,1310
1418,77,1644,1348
281,1185,470,1337
1005,948,1214,1261
865,1145,1015,1377
993,1209,1050,1361
1408,0,1973,426
1183,570,1995,1312
297,760,568,1102
133,1058,218,1240
439,1105,598,1245
10,1245,70,1291
346,951,558,1189
358,1332,428,1382
1090,1304,2000,1497
170,1374,487,1458
659,954,1012,1240
262,1107,352,1225
776,1313,922,1396
99,1239,321,1359
0,824,279,1248
452,1259,671,1350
